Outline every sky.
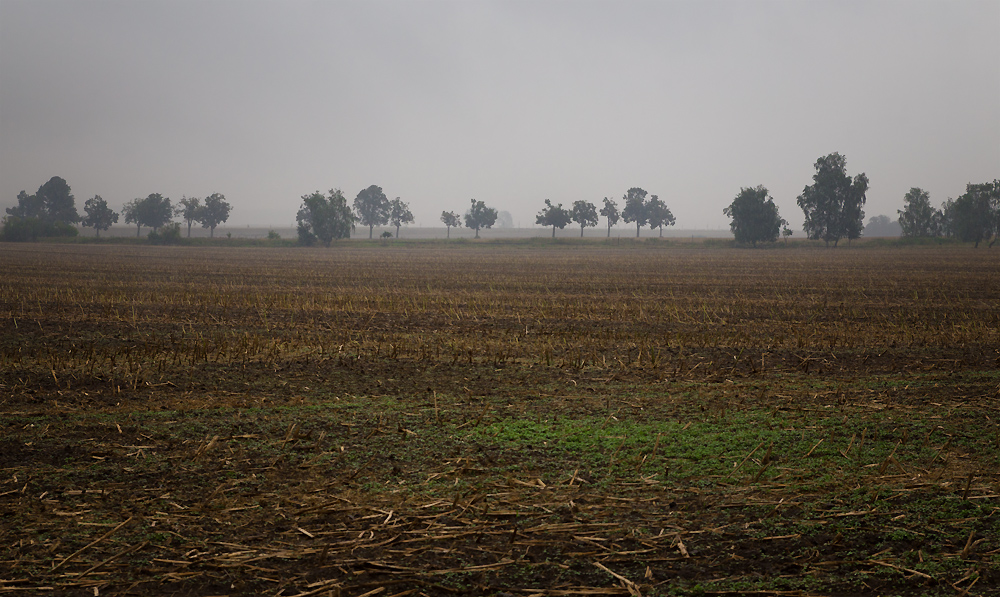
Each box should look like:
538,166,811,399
1,0,998,230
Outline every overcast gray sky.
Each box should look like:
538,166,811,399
2,0,997,230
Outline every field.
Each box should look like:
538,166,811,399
1,242,999,597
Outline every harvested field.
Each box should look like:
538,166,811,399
1,242,999,596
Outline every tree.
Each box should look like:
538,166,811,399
464,199,497,239
37,176,80,224
441,211,461,238
496,211,514,228
143,193,174,233
122,194,172,237
81,195,118,237
863,215,902,237
388,197,414,238
200,193,232,238
122,198,144,237
570,200,598,238
723,185,782,247
942,181,1000,247
7,190,44,220
6,176,80,225
897,187,940,237
354,185,390,239
177,196,202,237
621,187,648,238
796,153,868,247
536,199,571,238
297,189,354,246
600,197,620,237
782,222,794,244
646,194,676,238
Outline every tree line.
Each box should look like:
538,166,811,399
4,158,998,247
297,186,506,246
722,152,998,248
1,176,232,242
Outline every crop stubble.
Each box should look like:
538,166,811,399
1,243,999,596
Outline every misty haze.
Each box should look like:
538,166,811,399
2,2,1000,596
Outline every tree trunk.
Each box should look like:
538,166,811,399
136,224,141,237
396,225,400,238
475,227,480,239
210,226,215,238
581,225,584,238
187,222,192,237
551,226,555,238
636,222,640,238
447,226,451,239
607,224,611,238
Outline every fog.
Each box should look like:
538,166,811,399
2,0,997,230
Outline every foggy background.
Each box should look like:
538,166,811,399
2,0,997,232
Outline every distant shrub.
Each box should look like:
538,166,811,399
0,217,78,242
148,223,183,245
267,230,281,240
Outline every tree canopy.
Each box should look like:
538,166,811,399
122,193,173,237
796,153,868,246
354,185,390,239
942,181,1000,247
464,199,497,239
389,197,414,238
177,196,202,237
440,211,461,238
646,194,675,238
535,199,571,238
897,188,940,238
6,176,79,225
723,185,783,247
600,197,620,237
621,187,648,238
82,195,118,237
200,193,232,237
571,200,599,237
297,189,354,246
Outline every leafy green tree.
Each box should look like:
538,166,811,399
200,193,232,238
600,197,620,237
122,193,172,237
354,185,390,239
6,190,44,220
796,153,868,247
143,193,174,233
122,198,144,237
723,185,782,247
782,223,793,244
621,187,648,238
388,197,414,238
464,199,497,239
82,195,118,237
897,187,940,237
38,176,80,224
6,176,79,225
942,181,1000,247
570,200,599,238
441,211,461,238
177,196,202,237
536,199,571,238
646,194,676,238
297,189,354,246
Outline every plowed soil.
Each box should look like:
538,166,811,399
1,242,999,596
